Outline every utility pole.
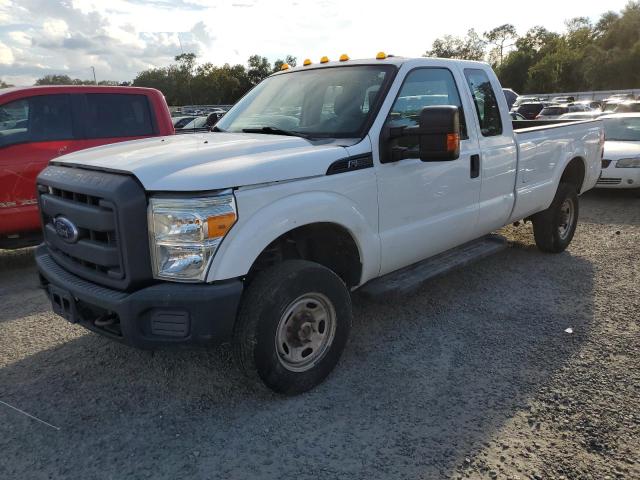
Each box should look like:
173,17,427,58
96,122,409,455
91,66,97,85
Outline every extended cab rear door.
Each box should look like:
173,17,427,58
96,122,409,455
459,67,517,235
73,93,158,150
373,64,483,276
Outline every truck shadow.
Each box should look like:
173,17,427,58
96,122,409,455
0,241,595,479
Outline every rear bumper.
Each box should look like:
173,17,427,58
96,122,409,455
36,245,243,349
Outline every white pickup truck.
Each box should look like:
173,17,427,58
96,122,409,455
36,56,603,394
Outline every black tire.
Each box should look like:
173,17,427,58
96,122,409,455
233,260,352,395
532,182,579,253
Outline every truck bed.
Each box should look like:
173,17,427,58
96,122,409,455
508,118,602,222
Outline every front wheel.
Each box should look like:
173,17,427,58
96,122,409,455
233,260,352,395
532,182,579,253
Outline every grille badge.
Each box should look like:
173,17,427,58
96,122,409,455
53,216,80,243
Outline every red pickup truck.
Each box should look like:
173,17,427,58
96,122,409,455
0,86,174,248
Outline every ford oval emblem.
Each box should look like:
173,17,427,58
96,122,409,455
53,216,80,243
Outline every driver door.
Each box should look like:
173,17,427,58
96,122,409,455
374,67,482,275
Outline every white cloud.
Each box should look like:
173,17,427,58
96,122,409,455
0,41,14,65
0,0,633,86
42,18,69,39
7,31,31,47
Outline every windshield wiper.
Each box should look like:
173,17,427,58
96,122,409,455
242,126,313,139
211,125,226,132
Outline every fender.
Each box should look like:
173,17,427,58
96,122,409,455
206,190,381,285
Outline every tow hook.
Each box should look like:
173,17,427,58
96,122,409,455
94,313,117,327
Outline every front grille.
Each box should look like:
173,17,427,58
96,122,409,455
37,165,152,291
597,177,622,185
39,186,123,279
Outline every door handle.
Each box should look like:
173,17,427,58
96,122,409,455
470,154,480,179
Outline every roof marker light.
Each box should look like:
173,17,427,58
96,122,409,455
339,54,349,61
281,63,290,70
303,58,312,66
320,56,329,63
376,51,387,60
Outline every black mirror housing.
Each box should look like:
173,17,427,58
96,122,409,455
412,106,460,161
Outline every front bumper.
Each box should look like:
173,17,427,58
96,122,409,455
596,168,640,189
36,245,243,349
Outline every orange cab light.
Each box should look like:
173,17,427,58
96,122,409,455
339,54,349,61
376,51,387,60
281,63,290,70
320,56,329,63
303,58,312,66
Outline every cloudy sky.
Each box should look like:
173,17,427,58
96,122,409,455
0,0,631,86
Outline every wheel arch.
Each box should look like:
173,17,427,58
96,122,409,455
560,156,587,193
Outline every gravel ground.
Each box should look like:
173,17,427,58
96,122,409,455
0,189,638,480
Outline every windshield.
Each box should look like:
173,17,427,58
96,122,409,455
604,117,640,141
216,65,395,138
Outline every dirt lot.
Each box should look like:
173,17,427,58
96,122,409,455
1,190,638,480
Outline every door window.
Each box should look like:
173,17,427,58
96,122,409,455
0,95,74,147
84,94,154,138
385,67,468,139
464,69,503,137
0,99,29,147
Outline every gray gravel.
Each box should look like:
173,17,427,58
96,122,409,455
1,189,639,479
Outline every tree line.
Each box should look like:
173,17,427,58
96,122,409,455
2,2,638,99
426,1,640,93
131,53,296,105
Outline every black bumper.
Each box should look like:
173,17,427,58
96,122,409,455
36,245,243,349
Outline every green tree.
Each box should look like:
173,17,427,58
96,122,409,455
35,74,76,85
0,79,13,88
485,24,517,65
247,55,271,85
425,29,486,60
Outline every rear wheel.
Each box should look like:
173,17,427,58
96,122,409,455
233,260,352,395
532,182,579,253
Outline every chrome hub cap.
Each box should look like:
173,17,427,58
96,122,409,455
558,198,575,240
275,293,336,372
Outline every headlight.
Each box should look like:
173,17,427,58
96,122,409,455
615,157,640,168
148,192,237,281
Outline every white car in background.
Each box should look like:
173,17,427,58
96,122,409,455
537,103,592,120
597,113,640,192
559,111,603,121
180,116,208,129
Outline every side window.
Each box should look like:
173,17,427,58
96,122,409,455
29,95,74,142
386,68,468,139
0,95,74,148
0,99,29,147
464,69,503,137
85,94,154,138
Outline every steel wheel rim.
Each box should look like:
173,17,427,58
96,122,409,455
275,292,337,372
558,198,575,240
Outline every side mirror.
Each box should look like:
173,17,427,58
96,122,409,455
381,105,461,163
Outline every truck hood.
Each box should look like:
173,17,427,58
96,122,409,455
604,140,640,160
54,133,348,191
